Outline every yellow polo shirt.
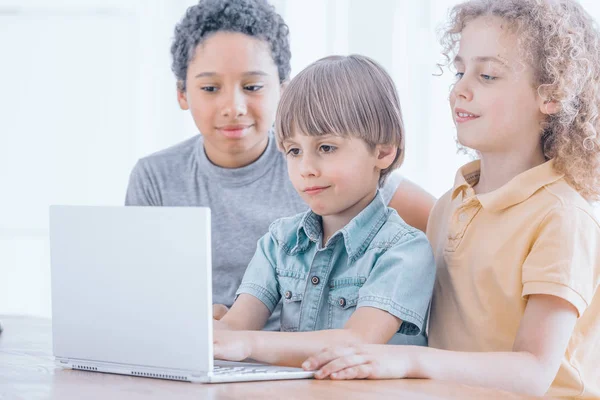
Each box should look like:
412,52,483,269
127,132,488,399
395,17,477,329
427,160,600,398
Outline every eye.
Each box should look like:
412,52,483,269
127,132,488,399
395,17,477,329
454,72,464,80
244,85,264,92
319,144,337,153
201,86,218,92
286,147,301,157
481,74,497,81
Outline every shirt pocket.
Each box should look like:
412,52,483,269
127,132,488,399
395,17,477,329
278,276,306,332
327,278,364,329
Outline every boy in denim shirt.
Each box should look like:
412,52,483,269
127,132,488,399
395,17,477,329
214,55,435,367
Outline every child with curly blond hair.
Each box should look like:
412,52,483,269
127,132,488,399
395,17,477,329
302,0,600,397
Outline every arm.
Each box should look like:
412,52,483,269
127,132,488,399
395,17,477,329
305,294,578,396
388,178,436,232
217,294,271,330
215,229,281,330
213,306,401,367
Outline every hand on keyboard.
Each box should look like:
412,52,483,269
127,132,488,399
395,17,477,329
213,330,252,362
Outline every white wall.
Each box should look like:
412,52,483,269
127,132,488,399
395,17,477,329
1,0,599,317
0,0,196,317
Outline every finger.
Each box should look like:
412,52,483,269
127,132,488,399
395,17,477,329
330,364,373,380
303,346,358,371
314,354,366,379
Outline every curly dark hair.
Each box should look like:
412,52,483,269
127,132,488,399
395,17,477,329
171,0,291,91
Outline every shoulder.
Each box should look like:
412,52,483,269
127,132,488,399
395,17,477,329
136,135,201,172
364,209,435,282
541,178,598,219
267,211,308,246
370,208,431,252
521,178,600,237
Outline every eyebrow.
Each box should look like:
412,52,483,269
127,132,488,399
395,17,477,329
282,134,339,146
194,70,270,79
454,55,508,67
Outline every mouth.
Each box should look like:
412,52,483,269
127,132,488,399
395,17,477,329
303,186,330,195
217,124,253,139
454,108,480,124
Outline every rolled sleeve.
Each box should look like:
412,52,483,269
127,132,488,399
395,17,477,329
522,206,600,317
358,230,436,335
236,231,281,313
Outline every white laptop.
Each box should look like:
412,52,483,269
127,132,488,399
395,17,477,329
49,205,314,383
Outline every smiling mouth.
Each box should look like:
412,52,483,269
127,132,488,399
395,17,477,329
217,125,253,138
303,186,330,195
455,110,480,123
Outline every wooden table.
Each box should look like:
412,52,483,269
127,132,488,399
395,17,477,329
0,316,549,399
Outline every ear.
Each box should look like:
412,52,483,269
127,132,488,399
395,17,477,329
539,98,560,115
176,81,189,110
374,144,397,171
537,88,560,115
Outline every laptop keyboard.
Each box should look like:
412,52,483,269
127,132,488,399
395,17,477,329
212,365,290,375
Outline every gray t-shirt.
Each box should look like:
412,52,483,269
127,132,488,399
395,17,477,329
125,133,402,330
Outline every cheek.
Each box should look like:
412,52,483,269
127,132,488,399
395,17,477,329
286,161,302,185
327,163,362,186
486,97,513,122
287,161,297,178
252,91,280,123
189,96,216,124
449,91,457,107
449,95,456,120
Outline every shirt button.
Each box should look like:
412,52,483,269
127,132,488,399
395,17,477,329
311,276,320,285
284,291,292,299
338,298,346,307
459,212,468,222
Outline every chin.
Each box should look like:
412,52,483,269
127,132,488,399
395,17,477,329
221,134,265,152
307,202,332,217
308,206,327,216
456,134,482,152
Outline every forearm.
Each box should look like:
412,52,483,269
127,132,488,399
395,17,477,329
249,329,362,367
218,294,271,331
218,314,249,331
409,347,555,396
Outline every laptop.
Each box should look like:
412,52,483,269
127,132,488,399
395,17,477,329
49,205,314,383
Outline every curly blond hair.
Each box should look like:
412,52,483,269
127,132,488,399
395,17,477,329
439,0,600,201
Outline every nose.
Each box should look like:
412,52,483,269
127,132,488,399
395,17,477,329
220,87,247,118
298,151,320,178
451,75,473,102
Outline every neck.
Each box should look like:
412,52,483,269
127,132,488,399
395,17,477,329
321,189,377,246
203,136,269,169
475,146,546,194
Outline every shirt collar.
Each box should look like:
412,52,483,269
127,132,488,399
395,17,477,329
196,130,279,187
451,159,564,211
451,160,480,202
296,191,389,260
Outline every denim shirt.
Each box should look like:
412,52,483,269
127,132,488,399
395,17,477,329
237,192,436,345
